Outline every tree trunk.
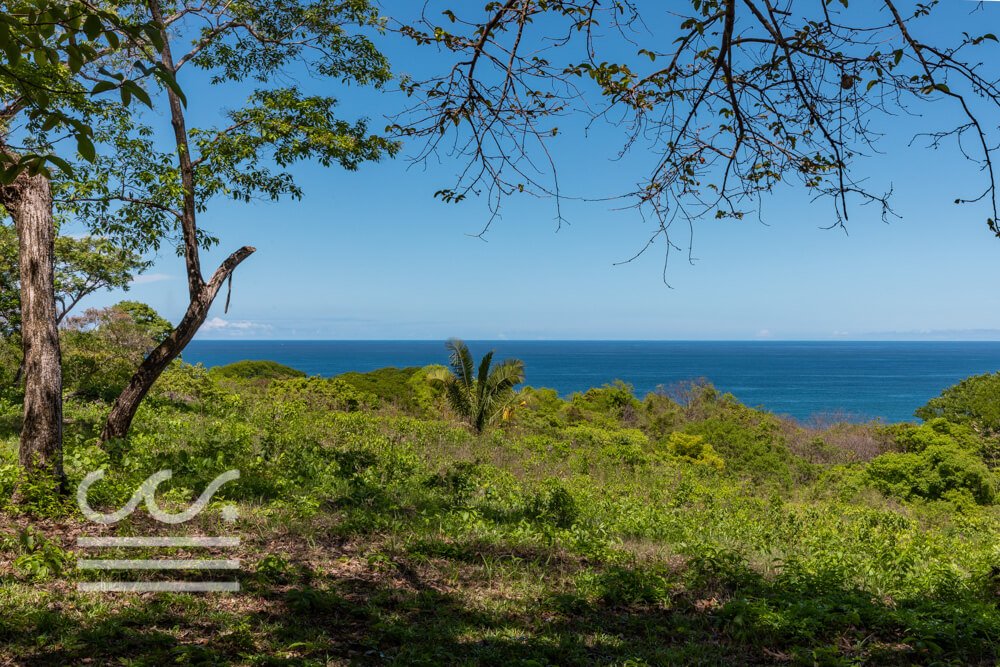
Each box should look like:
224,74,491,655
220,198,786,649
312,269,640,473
100,246,254,442
1,170,65,491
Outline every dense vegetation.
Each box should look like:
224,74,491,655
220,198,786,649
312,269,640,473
0,313,998,665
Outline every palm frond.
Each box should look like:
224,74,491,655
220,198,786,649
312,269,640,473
445,378,473,422
425,367,451,383
486,358,525,393
445,338,474,390
476,349,494,412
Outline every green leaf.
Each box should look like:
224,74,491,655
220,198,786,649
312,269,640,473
0,21,19,64
46,155,74,177
82,13,102,41
91,80,117,95
77,135,96,162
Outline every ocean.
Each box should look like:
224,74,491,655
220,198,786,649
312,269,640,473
182,340,1000,424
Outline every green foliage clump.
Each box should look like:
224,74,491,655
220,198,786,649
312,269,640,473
514,386,567,430
639,391,684,438
665,432,725,470
864,443,996,505
891,418,985,454
916,372,1000,437
566,425,650,466
209,359,306,381
683,412,796,484
526,480,579,529
566,380,641,426
267,376,378,412
0,337,21,387
148,361,229,409
2,527,72,582
336,365,443,416
61,302,171,401
113,301,172,344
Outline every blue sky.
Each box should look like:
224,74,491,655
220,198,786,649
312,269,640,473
80,1,1000,340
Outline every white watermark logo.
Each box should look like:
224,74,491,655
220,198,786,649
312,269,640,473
75,469,241,593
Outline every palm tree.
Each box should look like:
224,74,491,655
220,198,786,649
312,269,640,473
429,338,525,434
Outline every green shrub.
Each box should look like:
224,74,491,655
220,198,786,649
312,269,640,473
665,432,725,470
0,337,20,387
916,372,1000,436
4,528,72,582
566,381,641,427
527,480,579,528
337,366,423,411
639,391,684,439
683,414,795,484
148,361,229,408
267,376,378,412
62,304,170,401
210,359,305,381
864,444,996,505
565,425,650,465
516,386,568,430
891,418,981,453
888,417,1000,470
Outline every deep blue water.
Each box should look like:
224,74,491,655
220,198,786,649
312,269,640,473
182,341,1000,424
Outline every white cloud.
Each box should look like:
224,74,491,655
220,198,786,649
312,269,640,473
202,317,271,333
131,273,173,285
755,329,772,339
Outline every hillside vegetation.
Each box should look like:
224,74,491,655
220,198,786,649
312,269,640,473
0,355,999,665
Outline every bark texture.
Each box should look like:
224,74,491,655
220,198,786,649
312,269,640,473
0,169,65,489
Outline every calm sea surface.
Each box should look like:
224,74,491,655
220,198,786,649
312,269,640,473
183,341,1000,423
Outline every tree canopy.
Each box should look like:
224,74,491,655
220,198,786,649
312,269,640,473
0,224,146,339
393,1,1000,268
0,0,178,180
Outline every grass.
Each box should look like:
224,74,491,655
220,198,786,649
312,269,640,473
0,366,997,665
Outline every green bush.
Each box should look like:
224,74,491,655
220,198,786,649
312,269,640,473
527,480,579,528
889,417,1000,470
336,365,444,416
267,376,378,412
864,444,996,505
148,361,229,409
891,418,981,453
209,359,306,381
916,372,1000,437
665,431,725,470
639,391,684,439
566,380,641,427
683,413,796,484
565,424,650,465
61,304,170,401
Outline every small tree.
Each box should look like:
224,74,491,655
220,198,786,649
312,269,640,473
429,338,525,434
74,0,400,443
0,226,148,337
0,225,148,385
61,303,168,401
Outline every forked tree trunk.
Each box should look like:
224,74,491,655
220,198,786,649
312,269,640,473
98,0,256,444
1,170,65,491
100,246,254,442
